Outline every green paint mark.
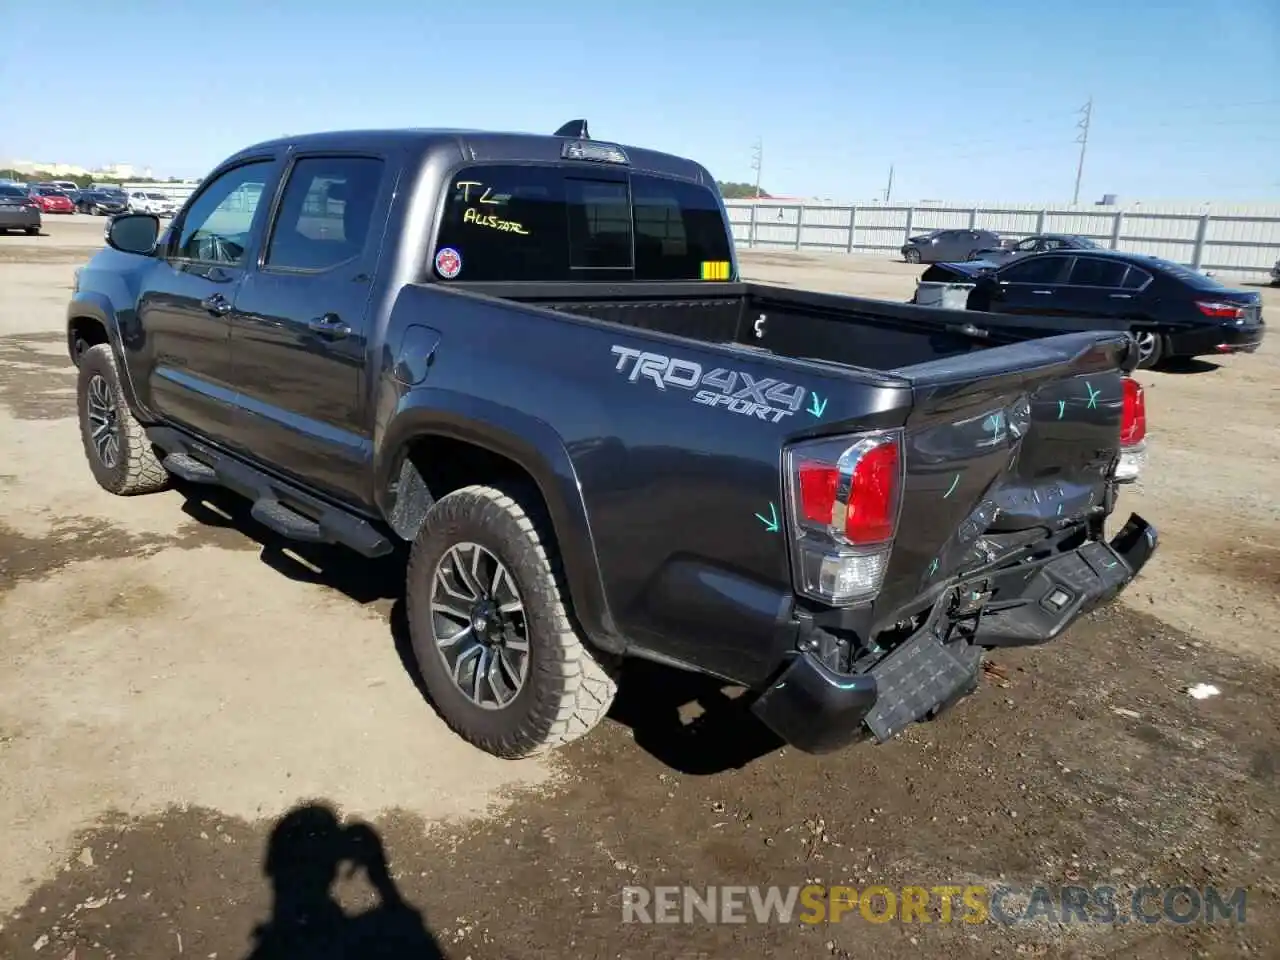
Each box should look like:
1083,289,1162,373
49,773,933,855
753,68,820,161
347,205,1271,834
1057,399,1066,420
928,558,939,577
1104,559,1118,569
755,502,780,533
1056,503,1063,516
1085,382,1102,409
943,474,960,499
806,392,828,418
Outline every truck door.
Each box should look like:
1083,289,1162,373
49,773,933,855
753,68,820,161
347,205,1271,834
134,159,278,446
227,153,395,507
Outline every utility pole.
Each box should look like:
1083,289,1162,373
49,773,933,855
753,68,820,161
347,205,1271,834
750,138,763,199
884,163,894,203
1073,96,1092,205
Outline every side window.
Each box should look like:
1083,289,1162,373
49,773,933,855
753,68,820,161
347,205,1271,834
999,256,1068,285
173,161,272,265
1014,238,1038,252
1066,257,1129,288
1041,238,1065,250
632,174,733,280
1121,266,1153,290
265,156,385,271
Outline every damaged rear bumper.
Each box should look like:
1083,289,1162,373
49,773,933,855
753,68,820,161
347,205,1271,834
751,512,1158,754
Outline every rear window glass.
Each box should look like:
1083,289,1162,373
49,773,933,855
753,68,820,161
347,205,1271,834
0,186,23,197
1150,257,1229,290
432,165,733,282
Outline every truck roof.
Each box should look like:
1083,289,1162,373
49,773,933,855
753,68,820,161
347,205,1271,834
226,127,714,186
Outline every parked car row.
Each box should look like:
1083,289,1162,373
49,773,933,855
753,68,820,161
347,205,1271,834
913,248,1265,369
0,184,42,234
0,180,180,224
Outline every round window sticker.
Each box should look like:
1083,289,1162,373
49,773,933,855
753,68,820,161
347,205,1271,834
435,246,462,279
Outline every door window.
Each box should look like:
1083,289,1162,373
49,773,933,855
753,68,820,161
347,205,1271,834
265,156,385,271
173,161,273,265
1066,257,1129,288
1120,266,1153,290
999,256,1069,285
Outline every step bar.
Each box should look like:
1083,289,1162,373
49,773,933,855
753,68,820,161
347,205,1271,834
147,425,393,558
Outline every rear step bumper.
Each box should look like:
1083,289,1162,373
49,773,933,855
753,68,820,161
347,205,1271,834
751,512,1158,754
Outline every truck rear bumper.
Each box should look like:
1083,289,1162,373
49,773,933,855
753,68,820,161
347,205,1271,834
751,513,1158,754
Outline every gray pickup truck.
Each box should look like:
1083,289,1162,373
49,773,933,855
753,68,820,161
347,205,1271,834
66,121,1157,760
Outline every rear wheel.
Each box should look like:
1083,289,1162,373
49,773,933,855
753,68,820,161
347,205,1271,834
405,484,618,759
1133,329,1165,369
76,344,169,496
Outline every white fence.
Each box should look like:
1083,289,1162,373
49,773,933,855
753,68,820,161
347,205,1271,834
726,200,1280,281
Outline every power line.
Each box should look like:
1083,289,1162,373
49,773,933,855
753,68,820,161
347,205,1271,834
750,137,763,199
1073,97,1092,205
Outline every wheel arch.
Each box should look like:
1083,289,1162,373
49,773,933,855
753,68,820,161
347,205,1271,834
377,390,622,654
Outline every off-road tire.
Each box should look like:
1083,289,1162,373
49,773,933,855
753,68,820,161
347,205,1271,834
405,484,618,759
76,343,169,496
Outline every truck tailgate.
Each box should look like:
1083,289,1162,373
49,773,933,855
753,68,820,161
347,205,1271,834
871,329,1137,623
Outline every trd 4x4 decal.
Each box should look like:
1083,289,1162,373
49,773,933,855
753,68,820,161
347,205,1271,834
610,345,807,424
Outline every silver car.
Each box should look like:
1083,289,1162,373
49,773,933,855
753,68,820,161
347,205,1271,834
0,184,41,234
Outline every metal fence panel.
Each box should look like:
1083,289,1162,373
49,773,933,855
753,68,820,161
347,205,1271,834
726,199,1280,280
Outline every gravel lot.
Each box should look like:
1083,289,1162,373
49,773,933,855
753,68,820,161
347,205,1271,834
1,219,1276,959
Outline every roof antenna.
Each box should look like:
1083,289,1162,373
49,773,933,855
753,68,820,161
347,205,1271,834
554,119,590,139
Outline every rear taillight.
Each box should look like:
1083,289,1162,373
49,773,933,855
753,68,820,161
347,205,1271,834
1196,300,1245,319
1120,377,1146,446
1115,376,1147,483
785,430,903,605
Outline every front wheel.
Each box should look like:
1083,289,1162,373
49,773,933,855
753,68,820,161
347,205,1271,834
76,344,169,496
1133,329,1165,369
904,248,922,264
406,484,618,759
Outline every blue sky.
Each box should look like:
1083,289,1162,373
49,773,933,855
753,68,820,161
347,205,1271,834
1,0,1277,202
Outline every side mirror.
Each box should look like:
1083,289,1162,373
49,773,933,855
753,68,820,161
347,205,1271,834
105,213,160,255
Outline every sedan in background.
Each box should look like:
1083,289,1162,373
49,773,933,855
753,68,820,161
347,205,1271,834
0,184,41,234
970,233,1101,265
921,249,1265,368
29,187,75,215
901,228,1001,264
76,188,129,216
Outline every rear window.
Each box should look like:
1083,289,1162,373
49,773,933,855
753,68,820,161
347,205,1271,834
432,165,733,282
1150,258,1229,290
0,186,23,197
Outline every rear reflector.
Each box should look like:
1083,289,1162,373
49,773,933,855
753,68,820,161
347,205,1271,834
786,431,903,605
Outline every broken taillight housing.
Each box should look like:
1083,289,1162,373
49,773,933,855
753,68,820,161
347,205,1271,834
1115,376,1147,482
785,430,903,605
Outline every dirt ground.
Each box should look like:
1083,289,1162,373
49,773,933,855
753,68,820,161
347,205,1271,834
1,221,1277,959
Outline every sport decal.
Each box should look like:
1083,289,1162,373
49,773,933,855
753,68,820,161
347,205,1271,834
435,246,462,279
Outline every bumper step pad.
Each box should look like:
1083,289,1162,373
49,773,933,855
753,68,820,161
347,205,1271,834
863,632,982,742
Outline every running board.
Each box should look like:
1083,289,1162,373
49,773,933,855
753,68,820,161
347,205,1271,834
148,426,393,558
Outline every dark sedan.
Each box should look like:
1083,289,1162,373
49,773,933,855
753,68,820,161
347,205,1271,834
901,228,1001,264
76,189,129,216
0,185,41,234
921,249,1264,368
971,233,1101,265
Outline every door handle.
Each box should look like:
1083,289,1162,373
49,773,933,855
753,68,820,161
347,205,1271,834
307,313,351,340
1031,289,1053,295
1109,293,1133,300
201,293,231,316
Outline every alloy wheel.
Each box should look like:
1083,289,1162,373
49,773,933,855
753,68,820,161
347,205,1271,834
430,542,530,710
86,374,121,470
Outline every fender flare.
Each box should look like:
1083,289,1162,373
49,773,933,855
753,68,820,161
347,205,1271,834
65,291,154,420
376,388,622,652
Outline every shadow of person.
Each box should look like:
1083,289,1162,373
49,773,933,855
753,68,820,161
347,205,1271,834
245,803,443,960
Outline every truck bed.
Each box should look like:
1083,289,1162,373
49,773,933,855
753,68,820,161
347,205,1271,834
466,280,1128,374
